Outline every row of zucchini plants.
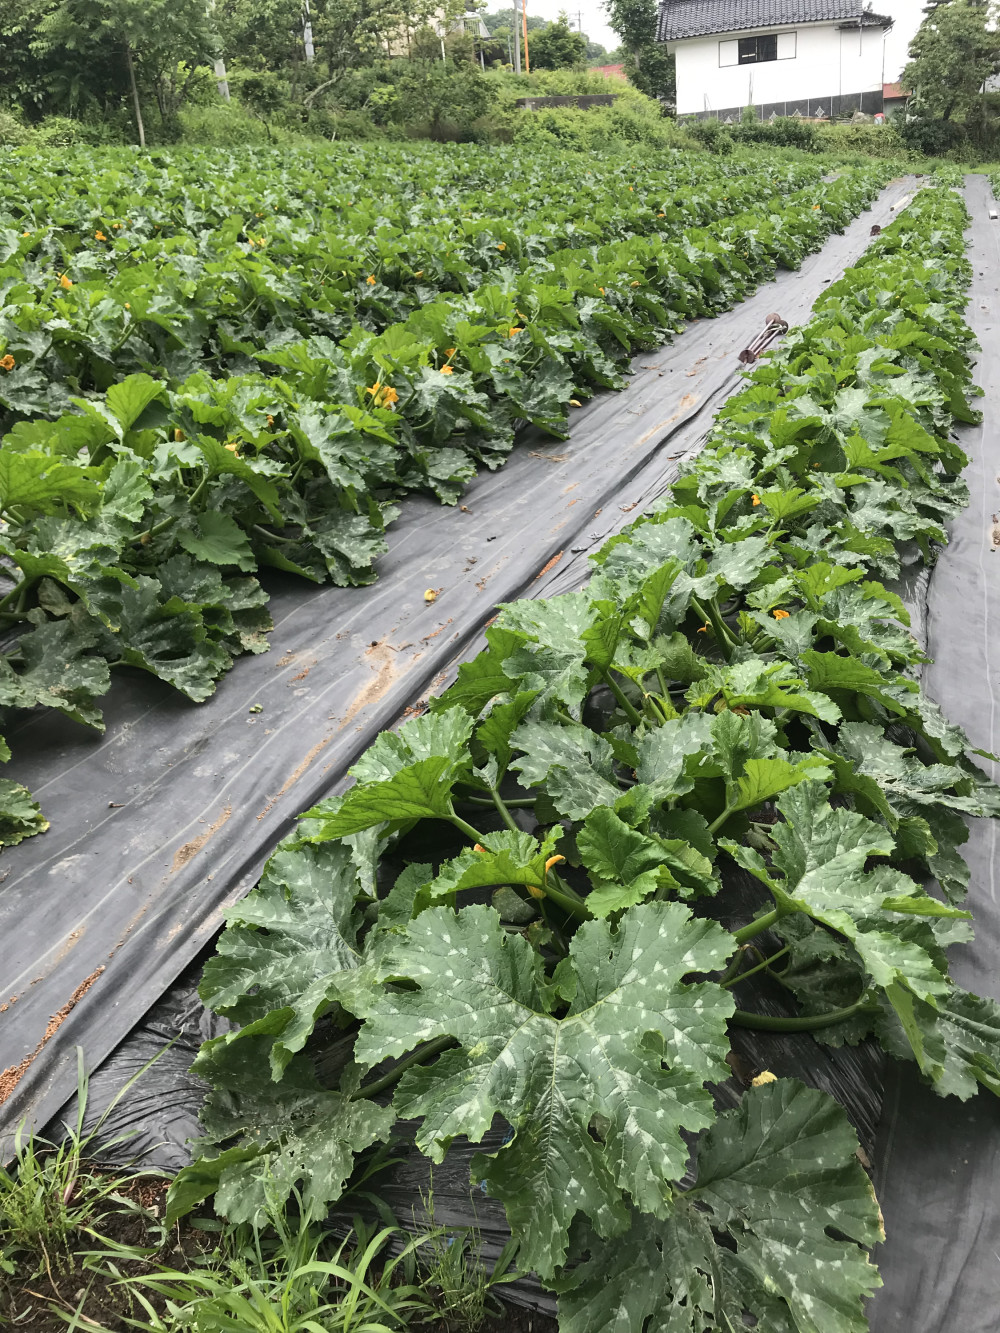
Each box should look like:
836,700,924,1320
0,145,829,424
0,161,887,845
167,183,1000,1332
0,147,834,427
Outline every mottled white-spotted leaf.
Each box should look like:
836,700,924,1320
305,710,475,835
555,1080,882,1333
168,1034,393,1226
199,840,368,1077
356,901,734,1277
509,718,621,818
723,785,969,1046
876,985,1000,1100
836,721,1000,818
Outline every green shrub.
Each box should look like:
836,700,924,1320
491,67,622,96
901,115,967,157
0,112,30,147
687,114,818,153
684,118,734,154
18,113,131,148
815,119,910,160
174,101,316,146
513,104,619,150
733,115,819,151
495,72,696,153
607,97,696,147
304,107,396,140
510,100,695,152
29,116,90,148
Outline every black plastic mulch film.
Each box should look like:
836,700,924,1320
6,176,985,1324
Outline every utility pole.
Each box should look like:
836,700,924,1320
513,1,521,72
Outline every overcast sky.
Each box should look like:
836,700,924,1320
513,0,619,52
879,0,924,82
511,0,926,69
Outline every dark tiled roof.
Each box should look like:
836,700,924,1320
658,1,892,42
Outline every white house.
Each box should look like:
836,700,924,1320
658,0,923,121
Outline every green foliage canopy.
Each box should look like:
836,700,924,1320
903,0,1000,122
525,15,587,70
604,0,674,100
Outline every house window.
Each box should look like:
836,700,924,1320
719,32,794,67
738,33,777,63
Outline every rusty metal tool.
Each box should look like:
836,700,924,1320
738,312,788,365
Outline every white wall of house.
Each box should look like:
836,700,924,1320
672,20,896,116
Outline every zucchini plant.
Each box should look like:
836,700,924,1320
171,184,1000,1330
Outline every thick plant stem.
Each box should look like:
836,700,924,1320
138,474,210,545
546,870,590,916
717,946,747,988
538,878,590,919
0,580,28,614
449,811,487,844
731,908,781,945
730,998,874,1032
720,945,790,990
645,693,674,725
458,794,537,809
706,804,735,837
134,511,179,545
601,670,644,727
353,1036,457,1101
489,785,521,835
691,595,735,662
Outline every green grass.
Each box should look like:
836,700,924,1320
1,1056,524,1332
1,1050,162,1285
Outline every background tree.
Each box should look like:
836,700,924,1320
903,0,1000,122
604,0,674,101
444,26,476,63
1,0,128,119
528,15,586,69
213,0,303,72
480,6,543,34
312,0,406,69
236,68,290,136
36,0,219,144
389,57,491,133
409,22,443,57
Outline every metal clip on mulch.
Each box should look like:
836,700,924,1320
737,312,788,365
